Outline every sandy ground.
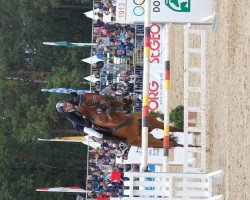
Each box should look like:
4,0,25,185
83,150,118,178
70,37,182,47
167,0,250,199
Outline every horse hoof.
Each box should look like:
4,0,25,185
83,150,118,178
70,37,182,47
188,144,201,148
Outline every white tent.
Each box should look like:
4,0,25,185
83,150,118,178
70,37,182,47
103,13,112,22
84,9,112,22
84,9,99,20
81,55,103,64
84,75,100,83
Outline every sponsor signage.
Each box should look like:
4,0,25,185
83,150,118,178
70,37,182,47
148,24,165,113
116,0,212,23
124,146,164,164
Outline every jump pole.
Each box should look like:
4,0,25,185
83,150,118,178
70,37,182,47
140,0,151,171
162,26,170,172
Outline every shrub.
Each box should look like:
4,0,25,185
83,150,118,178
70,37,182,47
169,105,184,129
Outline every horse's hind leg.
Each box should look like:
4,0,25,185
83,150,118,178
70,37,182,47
148,135,185,148
148,115,183,132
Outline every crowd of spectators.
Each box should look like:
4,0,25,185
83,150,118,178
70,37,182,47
93,24,135,60
85,5,143,198
87,139,139,199
92,0,136,60
88,0,138,110
94,0,116,20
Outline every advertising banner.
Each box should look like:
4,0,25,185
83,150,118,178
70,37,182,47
116,0,212,23
148,24,165,113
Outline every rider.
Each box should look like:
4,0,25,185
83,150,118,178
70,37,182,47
55,93,127,143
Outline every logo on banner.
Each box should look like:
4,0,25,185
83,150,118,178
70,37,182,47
133,0,145,16
165,0,190,12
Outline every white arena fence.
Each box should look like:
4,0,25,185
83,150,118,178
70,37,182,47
122,170,224,200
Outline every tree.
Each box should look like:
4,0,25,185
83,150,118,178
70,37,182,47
0,0,92,72
0,1,93,199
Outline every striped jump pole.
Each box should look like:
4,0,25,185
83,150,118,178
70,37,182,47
162,26,170,172
140,0,151,171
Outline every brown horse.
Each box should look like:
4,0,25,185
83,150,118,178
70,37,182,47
75,93,184,148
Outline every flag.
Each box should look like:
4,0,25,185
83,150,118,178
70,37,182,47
43,41,96,47
97,197,109,200
111,172,122,183
38,136,101,148
41,88,90,94
36,186,88,193
38,136,86,143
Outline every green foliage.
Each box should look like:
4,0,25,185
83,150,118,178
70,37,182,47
0,1,93,199
169,105,184,129
0,138,88,200
0,0,92,71
149,111,164,120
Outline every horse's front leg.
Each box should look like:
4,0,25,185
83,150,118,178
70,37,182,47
148,115,164,130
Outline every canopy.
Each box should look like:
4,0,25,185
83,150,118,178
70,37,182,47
84,75,100,83
84,9,99,20
84,9,112,22
81,55,104,64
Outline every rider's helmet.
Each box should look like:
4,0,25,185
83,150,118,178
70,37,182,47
56,101,65,113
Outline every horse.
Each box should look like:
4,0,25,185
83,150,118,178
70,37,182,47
75,93,184,148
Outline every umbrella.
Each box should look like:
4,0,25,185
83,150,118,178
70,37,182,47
41,88,90,94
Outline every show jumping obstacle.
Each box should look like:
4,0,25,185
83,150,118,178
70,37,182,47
140,0,151,171
183,25,207,173
121,0,224,198
122,170,224,200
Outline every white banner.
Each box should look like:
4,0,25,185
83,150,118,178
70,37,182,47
148,24,165,113
116,0,212,23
